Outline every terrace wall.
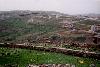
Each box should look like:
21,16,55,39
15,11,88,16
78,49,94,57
0,43,100,60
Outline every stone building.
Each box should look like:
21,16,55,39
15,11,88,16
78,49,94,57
90,25,96,33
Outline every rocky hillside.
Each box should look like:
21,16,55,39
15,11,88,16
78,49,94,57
0,10,100,43
0,10,69,43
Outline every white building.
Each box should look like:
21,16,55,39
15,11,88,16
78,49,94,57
90,25,96,33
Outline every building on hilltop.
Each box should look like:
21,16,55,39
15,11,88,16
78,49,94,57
90,25,96,33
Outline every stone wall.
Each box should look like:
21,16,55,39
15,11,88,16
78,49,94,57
0,43,100,60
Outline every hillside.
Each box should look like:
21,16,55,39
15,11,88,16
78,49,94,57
0,11,66,43
0,10,100,67
0,10,100,44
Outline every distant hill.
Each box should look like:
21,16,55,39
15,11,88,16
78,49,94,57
0,10,67,42
0,10,100,43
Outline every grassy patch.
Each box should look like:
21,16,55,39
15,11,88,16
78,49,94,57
0,47,100,67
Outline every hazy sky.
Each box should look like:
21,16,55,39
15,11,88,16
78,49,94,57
0,0,100,14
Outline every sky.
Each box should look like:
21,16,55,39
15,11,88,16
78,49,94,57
0,0,100,14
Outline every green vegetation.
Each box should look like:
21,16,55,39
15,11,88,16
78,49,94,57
0,18,59,42
78,20,100,25
73,19,100,31
0,47,100,67
73,22,90,30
